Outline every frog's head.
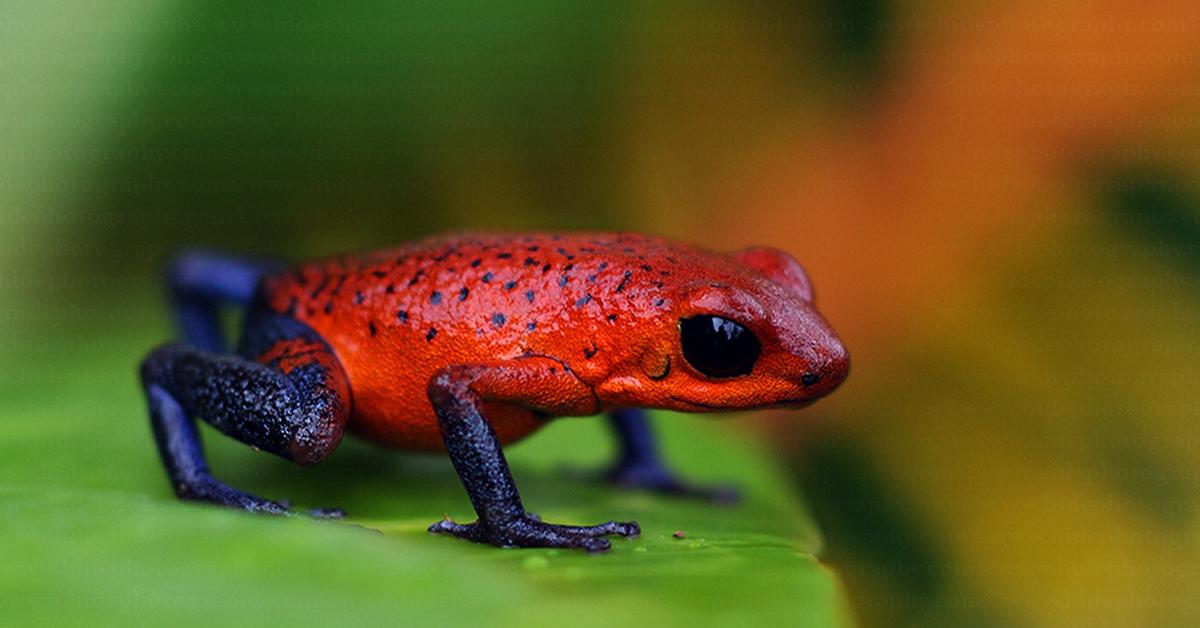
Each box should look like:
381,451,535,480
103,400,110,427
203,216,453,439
623,246,849,412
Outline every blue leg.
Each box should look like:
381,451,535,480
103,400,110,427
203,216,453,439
145,381,288,514
166,250,280,352
426,367,639,551
143,252,347,516
603,408,739,503
140,319,350,516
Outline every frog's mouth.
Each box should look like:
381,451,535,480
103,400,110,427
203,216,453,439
667,394,815,412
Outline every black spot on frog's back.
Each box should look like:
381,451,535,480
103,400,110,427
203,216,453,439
407,269,425,287
309,276,331,299
615,270,632,293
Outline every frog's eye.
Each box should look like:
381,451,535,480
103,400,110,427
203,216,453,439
679,315,761,378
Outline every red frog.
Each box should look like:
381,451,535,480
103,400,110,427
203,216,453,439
140,232,848,552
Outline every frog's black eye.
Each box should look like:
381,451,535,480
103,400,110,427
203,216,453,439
679,315,761,378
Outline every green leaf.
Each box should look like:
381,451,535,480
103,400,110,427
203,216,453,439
0,319,847,627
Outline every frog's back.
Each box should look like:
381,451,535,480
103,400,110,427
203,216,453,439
256,232,730,450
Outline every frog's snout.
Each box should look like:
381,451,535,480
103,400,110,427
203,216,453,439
797,337,849,399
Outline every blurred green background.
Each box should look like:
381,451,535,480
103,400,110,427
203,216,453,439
4,1,1200,626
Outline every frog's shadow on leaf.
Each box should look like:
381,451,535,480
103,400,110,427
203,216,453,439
212,437,621,521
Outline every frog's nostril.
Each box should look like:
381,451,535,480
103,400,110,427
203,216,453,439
802,344,850,393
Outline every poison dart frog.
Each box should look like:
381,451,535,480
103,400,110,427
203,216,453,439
140,232,848,552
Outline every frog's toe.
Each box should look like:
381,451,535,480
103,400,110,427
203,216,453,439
591,461,743,504
308,507,347,519
177,476,290,515
428,517,483,542
650,478,741,504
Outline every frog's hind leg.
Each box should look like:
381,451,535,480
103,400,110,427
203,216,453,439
139,314,350,516
600,408,740,503
166,250,281,353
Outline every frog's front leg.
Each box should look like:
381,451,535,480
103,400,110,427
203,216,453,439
426,358,640,552
602,408,740,503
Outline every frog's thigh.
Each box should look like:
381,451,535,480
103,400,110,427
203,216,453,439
141,332,350,471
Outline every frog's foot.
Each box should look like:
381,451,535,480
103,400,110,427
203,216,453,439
176,475,290,515
429,514,640,552
599,409,740,503
600,461,741,504
178,479,348,519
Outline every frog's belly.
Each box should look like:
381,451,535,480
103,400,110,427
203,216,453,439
342,362,550,452
288,297,552,451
